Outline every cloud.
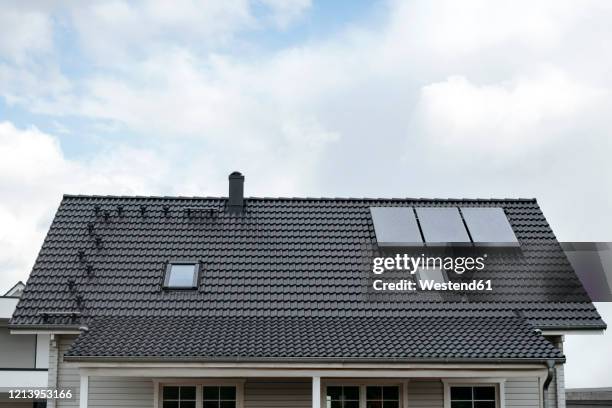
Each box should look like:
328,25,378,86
259,0,311,28
0,5,53,62
70,0,255,63
414,68,604,153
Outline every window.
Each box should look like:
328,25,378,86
164,262,199,289
366,386,399,408
203,386,237,408
450,386,496,408
162,386,196,408
326,386,360,408
416,267,447,285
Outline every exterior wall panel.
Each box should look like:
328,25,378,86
407,380,444,408
0,325,36,368
506,378,540,408
244,379,311,408
89,377,153,408
56,335,79,408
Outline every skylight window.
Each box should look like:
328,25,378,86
164,262,199,289
417,267,447,285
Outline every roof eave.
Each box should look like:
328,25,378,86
63,355,566,365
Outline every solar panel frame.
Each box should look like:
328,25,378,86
460,207,520,247
370,207,424,247
415,207,472,246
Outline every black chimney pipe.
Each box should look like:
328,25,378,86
228,171,244,214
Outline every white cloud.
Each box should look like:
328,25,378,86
414,69,604,153
0,6,53,62
71,0,255,63
259,0,311,28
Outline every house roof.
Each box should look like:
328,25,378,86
64,315,564,362
3,281,25,297
9,194,605,361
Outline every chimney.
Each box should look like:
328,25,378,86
228,171,245,214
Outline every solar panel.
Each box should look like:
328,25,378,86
370,207,423,247
460,207,519,247
415,207,471,246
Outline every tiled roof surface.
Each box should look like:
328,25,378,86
65,315,564,361
11,196,603,331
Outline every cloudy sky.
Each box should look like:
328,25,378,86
1,0,611,387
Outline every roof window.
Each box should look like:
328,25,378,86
164,262,199,289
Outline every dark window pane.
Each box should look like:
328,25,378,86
366,402,382,408
220,386,236,400
163,402,178,408
204,387,220,400
344,401,359,408
451,402,472,408
163,386,179,400
451,387,473,400
383,402,399,408
330,401,342,408
367,386,382,400
383,387,399,400
327,387,342,400
180,386,196,400
203,402,219,408
181,402,196,408
220,401,236,408
343,387,360,401
473,387,495,400
474,402,495,408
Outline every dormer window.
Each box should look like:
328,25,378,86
164,262,199,289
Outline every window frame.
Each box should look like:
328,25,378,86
323,381,404,408
415,266,448,286
163,260,200,290
161,384,197,408
155,380,244,408
442,379,505,408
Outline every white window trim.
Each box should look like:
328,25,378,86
442,378,505,408
155,379,245,408
321,380,407,408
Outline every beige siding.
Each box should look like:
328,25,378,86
56,335,79,408
0,392,38,407
506,377,541,408
407,380,444,408
555,364,565,408
244,379,311,408
89,376,153,408
0,402,35,407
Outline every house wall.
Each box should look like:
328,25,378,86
407,378,541,408
0,323,36,368
545,336,565,408
0,392,37,407
407,380,444,407
88,377,153,408
48,334,80,408
506,377,541,408
244,379,311,408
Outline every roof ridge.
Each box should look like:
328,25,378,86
62,194,538,203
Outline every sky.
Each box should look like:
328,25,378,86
1,0,611,388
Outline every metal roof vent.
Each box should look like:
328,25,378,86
228,171,244,214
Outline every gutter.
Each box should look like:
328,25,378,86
542,360,556,408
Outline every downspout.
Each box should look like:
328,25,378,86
542,360,556,408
